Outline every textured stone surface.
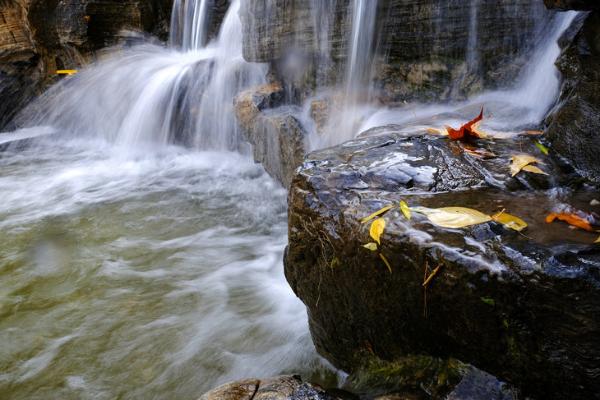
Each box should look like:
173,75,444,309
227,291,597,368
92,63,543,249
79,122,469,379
235,83,307,187
239,0,551,102
544,0,600,10
546,11,600,183
285,126,600,399
199,376,338,400
0,0,173,129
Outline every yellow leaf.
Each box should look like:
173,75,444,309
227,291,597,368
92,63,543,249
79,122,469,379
510,154,543,177
361,205,394,224
492,211,528,232
400,200,411,220
370,218,386,245
595,236,600,244
412,206,491,229
56,69,78,75
363,242,378,251
521,164,548,175
426,127,449,136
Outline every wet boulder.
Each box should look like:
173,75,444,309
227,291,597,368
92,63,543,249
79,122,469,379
285,126,600,399
544,0,600,11
545,11,600,183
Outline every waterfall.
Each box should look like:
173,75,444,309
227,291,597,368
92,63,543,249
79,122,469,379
13,0,265,152
170,0,211,50
345,0,378,98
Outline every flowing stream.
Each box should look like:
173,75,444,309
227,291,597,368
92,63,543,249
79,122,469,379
0,1,334,399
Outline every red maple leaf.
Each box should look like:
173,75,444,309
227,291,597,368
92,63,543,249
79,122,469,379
446,107,484,141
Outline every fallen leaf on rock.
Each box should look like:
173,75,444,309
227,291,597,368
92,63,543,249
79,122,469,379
521,164,548,175
426,127,448,136
361,205,393,224
56,69,78,75
523,130,544,136
412,206,492,229
510,154,545,177
535,141,549,155
400,200,411,220
363,242,378,251
546,212,594,232
446,108,484,141
492,211,528,232
370,218,386,244
595,236,600,244
462,145,496,159
481,297,496,306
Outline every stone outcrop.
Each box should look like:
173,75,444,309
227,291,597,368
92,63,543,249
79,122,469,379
285,124,600,399
545,10,600,183
0,0,174,129
234,83,308,187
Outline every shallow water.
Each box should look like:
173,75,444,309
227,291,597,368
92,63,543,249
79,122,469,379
0,137,336,400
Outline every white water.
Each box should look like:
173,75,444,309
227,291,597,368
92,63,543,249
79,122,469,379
0,0,336,398
310,9,578,149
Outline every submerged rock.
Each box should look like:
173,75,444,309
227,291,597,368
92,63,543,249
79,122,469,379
199,376,339,400
545,11,600,183
285,126,600,399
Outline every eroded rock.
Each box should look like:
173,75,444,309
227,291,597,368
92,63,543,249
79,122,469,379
545,11,600,183
285,126,600,399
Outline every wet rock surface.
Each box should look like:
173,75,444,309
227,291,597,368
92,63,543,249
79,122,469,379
199,376,339,400
545,11,600,183
235,83,308,187
544,0,600,11
285,125,600,399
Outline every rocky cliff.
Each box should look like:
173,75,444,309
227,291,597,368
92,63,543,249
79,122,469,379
0,0,172,129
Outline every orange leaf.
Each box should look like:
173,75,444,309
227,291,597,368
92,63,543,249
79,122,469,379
545,213,594,232
447,107,484,141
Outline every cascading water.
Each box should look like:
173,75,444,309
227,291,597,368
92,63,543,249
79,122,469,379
0,1,335,399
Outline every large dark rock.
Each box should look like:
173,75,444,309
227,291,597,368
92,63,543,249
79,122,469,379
545,11,600,183
285,124,600,399
544,0,599,11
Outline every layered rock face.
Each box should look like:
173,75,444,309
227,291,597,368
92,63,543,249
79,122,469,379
285,124,600,399
545,10,600,183
239,0,550,103
0,0,173,129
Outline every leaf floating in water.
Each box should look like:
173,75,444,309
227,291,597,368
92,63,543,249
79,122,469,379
492,211,528,232
363,242,378,252
400,200,411,220
546,213,594,232
361,205,394,224
370,218,386,245
412,206,492,229
379,253,393,274
510,154,545,177
446,107,485,141
535,141,549,155
56,69,78,75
